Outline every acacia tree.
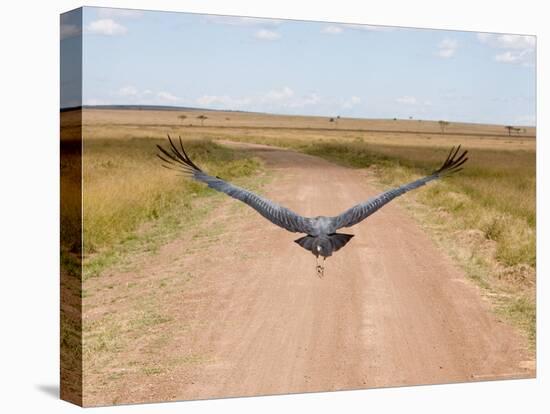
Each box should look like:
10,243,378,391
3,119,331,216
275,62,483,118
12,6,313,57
438,120,450,133
197,114,208,127
505,125,513,136
178,114,187,123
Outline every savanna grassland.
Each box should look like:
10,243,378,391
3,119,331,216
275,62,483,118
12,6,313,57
80,108,536,340
70,108,535,404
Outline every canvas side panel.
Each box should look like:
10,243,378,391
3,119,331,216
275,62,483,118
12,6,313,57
60,7,83,407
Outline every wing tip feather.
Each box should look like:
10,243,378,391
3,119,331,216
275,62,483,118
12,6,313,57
157,136,204,174
433,145,468,176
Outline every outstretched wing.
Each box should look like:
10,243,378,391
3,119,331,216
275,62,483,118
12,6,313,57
157,136,314,234
332,146,468,230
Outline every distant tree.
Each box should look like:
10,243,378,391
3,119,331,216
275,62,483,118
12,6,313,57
505,126,512,136
197,114,208,127
409,116,413,120
393,117,397,121
438,120,450,134
504,125,521,136
178,114,187,123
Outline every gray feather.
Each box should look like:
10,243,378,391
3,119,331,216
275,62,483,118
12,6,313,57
158,137,467,245
157,136,314,234
331,145,468,229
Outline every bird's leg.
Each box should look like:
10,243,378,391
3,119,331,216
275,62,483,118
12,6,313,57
316,256,325,278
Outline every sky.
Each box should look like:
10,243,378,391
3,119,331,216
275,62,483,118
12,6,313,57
62,6,536,126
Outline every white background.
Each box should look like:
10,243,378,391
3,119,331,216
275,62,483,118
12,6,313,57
0,0,547,412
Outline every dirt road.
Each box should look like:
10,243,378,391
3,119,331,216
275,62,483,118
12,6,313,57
85,142,533,406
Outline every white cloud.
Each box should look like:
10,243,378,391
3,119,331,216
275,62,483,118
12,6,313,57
60,12,81,40
84,98,107,106
110,86,185,105
396,96,417,105
97,8,143,19
476,33,490,43
60,24,81,40
263,86,294,101
304,93,322,105
477,33,535,66
196,95,251,108
322,25,343,35
117,85,139,96
496,34,535,50
254,29,281,41
288,93,321,108
86,19,127,36
494,51,517,63
477,33,535,49
89,85,359,114
437,38,458,58
195,87,325,111
156,91,180,103
495,50,526,63
262,87,322,109
342,96,361,109
204,15,283,42
196,95,218,106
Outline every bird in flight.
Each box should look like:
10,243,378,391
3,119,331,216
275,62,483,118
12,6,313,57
157,136,468,277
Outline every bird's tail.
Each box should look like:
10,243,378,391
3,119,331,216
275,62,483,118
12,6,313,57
328,233,354,252
294,233,354,254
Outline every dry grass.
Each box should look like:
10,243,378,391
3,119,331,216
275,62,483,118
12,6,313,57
83,108,536,137
77,107,536,347
69,108,536,403
300,142,535,268
270,140,536,345
60,113,84,405
81,137,261,262
77,116,266,403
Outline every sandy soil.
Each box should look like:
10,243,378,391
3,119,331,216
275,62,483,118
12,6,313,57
83,142,533,406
